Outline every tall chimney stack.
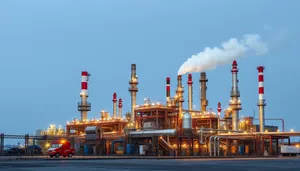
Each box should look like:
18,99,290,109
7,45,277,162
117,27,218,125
200,72,208,112
229,60,242,131
187,74,193,111
129,64,138,123
166,77,171,106
176,75,184,117
257,66,266,132
112,92,117,119
118,98,123,119
78,71,91,122
217,102,222,130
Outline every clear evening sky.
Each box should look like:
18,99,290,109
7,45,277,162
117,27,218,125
0,1,298,137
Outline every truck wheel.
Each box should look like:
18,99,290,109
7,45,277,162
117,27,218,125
55,153,60,158
50,155,53,158
68,153,73,157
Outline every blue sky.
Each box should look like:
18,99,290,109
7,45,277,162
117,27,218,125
0,0,299,140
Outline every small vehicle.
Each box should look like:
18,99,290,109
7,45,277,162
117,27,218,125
4,147,25,155
47,140,75,158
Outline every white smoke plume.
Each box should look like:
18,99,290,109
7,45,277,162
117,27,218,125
177,34,268,75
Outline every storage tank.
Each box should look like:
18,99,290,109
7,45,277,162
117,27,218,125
182,112,192,129
245,145,249,154
231,146,236,154
101,110,109,120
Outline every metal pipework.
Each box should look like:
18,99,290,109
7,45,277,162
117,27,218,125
257,66,266,132
129,64,138,123
112,93,117,119
230,60,242,131
187,74,193,111
213,136,255,156
198,128,243,144
214,136,218,156
129,129,176,137
254,118,284,132
209,136,216,156
200,72,208,112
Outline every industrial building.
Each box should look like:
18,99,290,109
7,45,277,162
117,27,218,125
50,61,299,156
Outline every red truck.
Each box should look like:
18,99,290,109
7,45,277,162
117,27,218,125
47,140,75,158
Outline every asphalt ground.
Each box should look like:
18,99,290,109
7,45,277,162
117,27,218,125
0,157,300,171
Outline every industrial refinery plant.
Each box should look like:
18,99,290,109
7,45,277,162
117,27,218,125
1,60,299,157
59,60,299,156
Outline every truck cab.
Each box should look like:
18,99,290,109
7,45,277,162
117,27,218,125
47,140,75,158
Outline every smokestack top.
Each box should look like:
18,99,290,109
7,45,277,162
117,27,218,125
232,60,237,66
82,71,90,76
113,92,117,102
217,102,221,113
166,77,170,81
200,72,208,82
177,75,182,80
131,64,136,70
231,60,238,72
188,74,193,85
257,66,265,72
118,98,123,107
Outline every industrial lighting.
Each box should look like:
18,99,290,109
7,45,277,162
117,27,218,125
45,143,50,148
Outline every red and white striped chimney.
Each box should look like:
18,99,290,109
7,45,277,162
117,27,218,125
118,98,123,119
81,71,89,96
217,102,222,114
78,71,91,122
112,92,117,119
257,66,266,132
187,74,193,111
166,77,171,106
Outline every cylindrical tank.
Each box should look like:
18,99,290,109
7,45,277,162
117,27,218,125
84,145,89,154
126,144,132,154
245,145,249,154
231,146,236,154
238,145,244,155
182,112,192,129
101,111,109,119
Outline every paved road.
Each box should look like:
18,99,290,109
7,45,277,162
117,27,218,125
1,157,300,171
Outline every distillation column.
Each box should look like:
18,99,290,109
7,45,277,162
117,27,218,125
187,74,193,111
78,71,91,122
229,60,242,131
200,72,208,112
112,93,117,119
118,98,123,119
129,64,138,123
176,75,184,118
257,66,266,132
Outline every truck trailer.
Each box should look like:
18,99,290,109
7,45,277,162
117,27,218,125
280,145,300,156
